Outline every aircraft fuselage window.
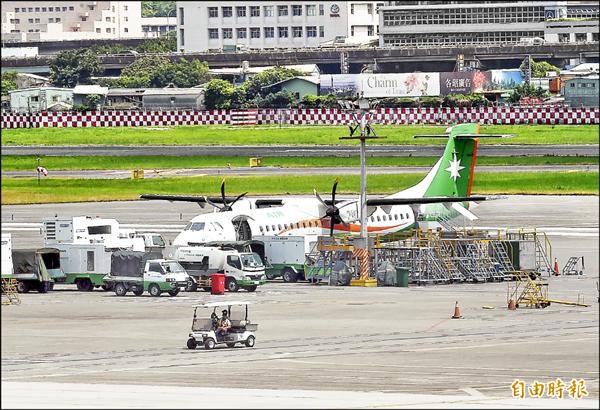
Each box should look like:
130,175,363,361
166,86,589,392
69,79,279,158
271,224,276,231
406,213,410,219
284,223,288,229
376,216,380,222
265,225,270,232
394,214,398,220
382,215,387,221
259,226,264,232
278,224,282,231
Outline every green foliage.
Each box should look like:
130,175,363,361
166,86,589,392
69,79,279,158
141,1,176,17
509,83,549,103
49,50,102,88
229,88,249,109
1,71,18,95
300,94,338,108
136,31,177,53
258,91,296,108
378,97,418,108
443,93,490,107
204,79,234,109
84,94,103,110
418,96,444,107
118,56,209,88
520,58,561,78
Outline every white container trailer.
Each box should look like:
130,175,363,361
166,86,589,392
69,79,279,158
252,235,319,282
1,233,14,278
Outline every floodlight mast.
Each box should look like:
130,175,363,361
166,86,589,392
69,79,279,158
339,98,384,278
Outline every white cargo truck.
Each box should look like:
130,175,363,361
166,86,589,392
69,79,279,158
173,246,266,292
103,250,190,297
41,216,166,291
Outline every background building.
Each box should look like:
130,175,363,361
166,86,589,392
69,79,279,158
378,1,599,47
141,16,176,38
176,1,382,52
562,74,599,106
8,87,73,113
1,1,143,42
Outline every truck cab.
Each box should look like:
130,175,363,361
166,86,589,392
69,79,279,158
104,250,190,297
173,246,266,292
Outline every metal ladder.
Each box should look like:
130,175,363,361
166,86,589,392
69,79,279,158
562,256,584,275
1,278,21,305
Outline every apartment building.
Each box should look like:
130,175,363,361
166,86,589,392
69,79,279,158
176,1,383,52
378,1,599,47
1,1,143,42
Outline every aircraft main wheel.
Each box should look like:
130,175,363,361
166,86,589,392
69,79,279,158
204,338,216,350
187,338,197,350
282,268,298,283
101,283,114,291
265,271,277,280
133,288,144,296
17,281,30,293
114,283,127,296
246,285,257,292
226,343,236,348
226,278,239,292
245,335,255,348
168,288,180,297
149,284,161,297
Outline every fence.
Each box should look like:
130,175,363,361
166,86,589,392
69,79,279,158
1,106,597,129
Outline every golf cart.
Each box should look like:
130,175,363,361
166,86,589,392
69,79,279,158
186,301,258,350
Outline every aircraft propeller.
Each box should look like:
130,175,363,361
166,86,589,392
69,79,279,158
314,179,347,237
205,180,248,212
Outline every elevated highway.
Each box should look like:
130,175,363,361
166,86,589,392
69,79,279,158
2,42,598,75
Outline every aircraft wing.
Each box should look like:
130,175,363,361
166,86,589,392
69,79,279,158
140,194,244,205
365,196,487,206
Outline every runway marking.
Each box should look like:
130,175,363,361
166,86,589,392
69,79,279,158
400,336,598,352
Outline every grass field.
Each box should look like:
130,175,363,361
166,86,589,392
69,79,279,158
2,172,597,204
2,155,598,171
2,124,598,146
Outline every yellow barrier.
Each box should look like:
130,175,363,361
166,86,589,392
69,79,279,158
132,169,145,179
249,157,262,167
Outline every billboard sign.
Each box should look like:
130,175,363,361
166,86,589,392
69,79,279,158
320,73,440,97
440,71,492,95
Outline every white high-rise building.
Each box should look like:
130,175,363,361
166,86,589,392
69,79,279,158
1,1,143,42
378,1,599,47
176,1,383,52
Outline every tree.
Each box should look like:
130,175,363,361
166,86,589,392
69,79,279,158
520,58,561,78
259,91,295,108
509,83,548,103
1,71,18,95
141,1,176,17
204,79,234,109
49,49,102,87
118,56,209,88
136,31,177,53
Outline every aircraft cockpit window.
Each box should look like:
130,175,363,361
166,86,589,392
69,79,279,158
188,222,205,231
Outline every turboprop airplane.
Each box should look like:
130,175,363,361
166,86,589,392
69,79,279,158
140,123,507,246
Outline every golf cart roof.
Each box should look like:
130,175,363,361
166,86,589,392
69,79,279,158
192,301,252,308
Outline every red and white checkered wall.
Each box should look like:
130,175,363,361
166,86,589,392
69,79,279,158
1,107,597,129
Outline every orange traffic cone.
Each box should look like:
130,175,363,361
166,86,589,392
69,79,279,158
508,298,517,310
451,301,462,319
553,258,560,276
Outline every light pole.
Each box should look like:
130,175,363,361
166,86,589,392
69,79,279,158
36,156,41,186
339,98,383,282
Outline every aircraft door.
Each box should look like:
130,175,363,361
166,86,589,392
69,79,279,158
232,216,252,241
